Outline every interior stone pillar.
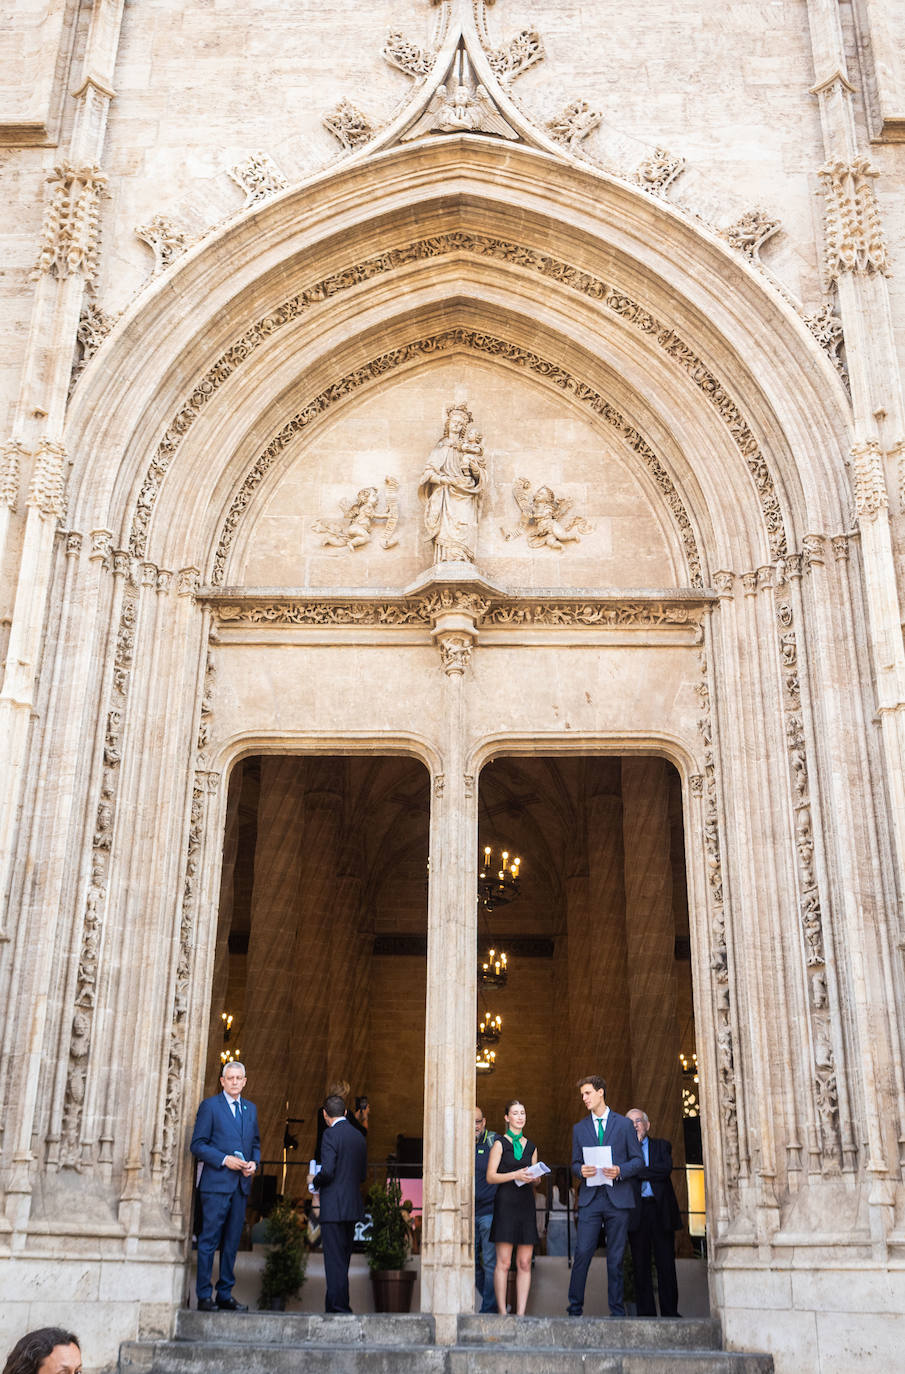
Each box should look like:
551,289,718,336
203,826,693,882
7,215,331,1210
622,757,683,1153
241,756,306,1164
287,760,345,1156
569,777,631,1112
328,839,368,1097
204,770,242,1093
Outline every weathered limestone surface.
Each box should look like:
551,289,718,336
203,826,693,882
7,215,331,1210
2,3,905,1371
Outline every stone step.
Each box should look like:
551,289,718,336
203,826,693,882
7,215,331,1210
458,1315,724,1350
121,1342,772,1374
174,1311,436,1346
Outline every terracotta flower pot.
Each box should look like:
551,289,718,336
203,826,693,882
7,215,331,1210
370,1267,416,1313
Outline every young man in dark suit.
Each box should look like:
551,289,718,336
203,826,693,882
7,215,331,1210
627,1107,683,1316
313,1092,368,1313
567,1075,644,1318
190,1061,260,1311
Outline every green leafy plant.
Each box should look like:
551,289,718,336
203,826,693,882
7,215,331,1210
364,1177,412,1272
259,1198,308,1308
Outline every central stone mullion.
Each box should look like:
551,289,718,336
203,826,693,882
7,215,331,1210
420,601,480,1340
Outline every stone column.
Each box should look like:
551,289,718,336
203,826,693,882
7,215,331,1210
288,761,345,1152
205,770,242,1092
420,594,482,1339
622,758,683,1152
241,756,306,1165
568,770,631,1111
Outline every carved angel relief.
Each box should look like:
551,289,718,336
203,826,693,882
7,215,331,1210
405,80,517,139
502,478,592,549
312,477,399,551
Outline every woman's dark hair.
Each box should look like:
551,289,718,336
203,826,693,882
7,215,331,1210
3,1328,80,1374
503,1099,525,1116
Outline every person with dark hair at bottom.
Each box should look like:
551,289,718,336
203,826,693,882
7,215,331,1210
486,1099,539,1316
567,1075,644,1318
190,1060,260,1311
473,1106,498,1312
2,1328,81,1374
312,1092,368,1313
627,1108,682,1317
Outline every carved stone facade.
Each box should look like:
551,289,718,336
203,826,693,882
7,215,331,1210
3,5,905,1373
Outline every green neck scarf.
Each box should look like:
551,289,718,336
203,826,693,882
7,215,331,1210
506,1127,525,1161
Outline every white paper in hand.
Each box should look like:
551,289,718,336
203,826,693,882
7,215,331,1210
583,1145,613,1186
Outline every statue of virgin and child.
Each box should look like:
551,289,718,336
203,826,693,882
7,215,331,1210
419,401,487,564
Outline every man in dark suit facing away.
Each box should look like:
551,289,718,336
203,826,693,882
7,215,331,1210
567,1075,645,1318
190,1061,260,1311
313,1092,368,1313
627,1107,683,1317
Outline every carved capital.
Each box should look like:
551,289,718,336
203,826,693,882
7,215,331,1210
156,569,173,595
850,440,889,520
66,532,83,558
111,549,130,578
831,534,850,561
689,774,704,797
140,561,158,588
802,534,826,567
33,163,106,288
177,566,200,597
818,158,889,285
741,571,758,596
436,630,474,675
27,439,68,518
0,437,27,511
712,570,734,597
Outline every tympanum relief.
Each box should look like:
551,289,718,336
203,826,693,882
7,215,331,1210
502,477,593,549
312,477,399,551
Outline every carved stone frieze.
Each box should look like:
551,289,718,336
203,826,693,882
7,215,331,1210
850,439,888,520
312,477,399,550
322,100,376,152
720,209,781,265
634,147,685,196
227,153,289,207
208,595,705,632
135,214,192,274
27,439,68,520
128,229,784,571
0,437,27,511
502,477,592,548
382,29,435,78
817,157,890,285
545,100,601,152
32,163,106,289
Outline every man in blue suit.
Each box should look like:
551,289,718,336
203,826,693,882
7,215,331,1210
313,1093,367,1313
190,1061,260,1311
567,1075,644,1318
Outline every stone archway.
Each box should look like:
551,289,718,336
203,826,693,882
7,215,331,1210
2,129,902,1369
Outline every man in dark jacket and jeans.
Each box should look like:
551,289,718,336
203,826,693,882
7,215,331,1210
474,1107,498,1312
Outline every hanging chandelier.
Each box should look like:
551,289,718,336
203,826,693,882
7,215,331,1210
475,1043,497,1074
478,844,521,912
478,1011,502,1045
480,946,508,988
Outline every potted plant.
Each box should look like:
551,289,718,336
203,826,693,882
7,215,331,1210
259,1197,308,1311
364,1177,416,1313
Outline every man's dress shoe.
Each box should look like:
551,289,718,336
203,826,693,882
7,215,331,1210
216,1295,248,1311
196,1299,217,1311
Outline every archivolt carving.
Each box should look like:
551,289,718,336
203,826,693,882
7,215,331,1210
210,328,703,587
773,576,843,1171
720,209,781,265
227,153,289,207
486,27,545,83
383,28,435,78
71,302,116,392
322,100,376,152
545,100,602,152
130,230,786,567
634,147,685,196
136,214,192,275
696,651,741,1184
59,562,138,1168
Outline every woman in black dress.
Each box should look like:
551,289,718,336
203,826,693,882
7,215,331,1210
486,1099,539,1315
